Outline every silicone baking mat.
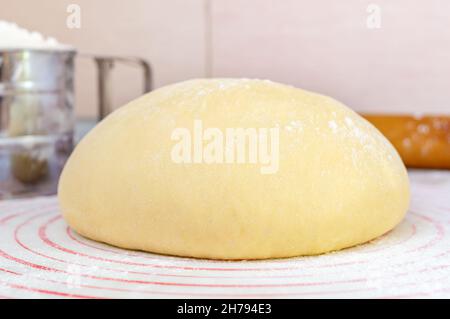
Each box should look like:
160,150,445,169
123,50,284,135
0,170,449,299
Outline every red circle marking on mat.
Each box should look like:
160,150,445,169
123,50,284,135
0,263,380,298
407,211,445,253
0,247,374,288
0,266,378,298
0,202,59,224
1,261,448,298
0,279,101,299
0,213,21,225
0,267,20,275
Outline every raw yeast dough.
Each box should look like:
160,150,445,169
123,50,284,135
58,79,410,260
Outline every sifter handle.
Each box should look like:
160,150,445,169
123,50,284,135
80,54,153,121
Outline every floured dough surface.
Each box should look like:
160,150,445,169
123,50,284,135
58,79,410,260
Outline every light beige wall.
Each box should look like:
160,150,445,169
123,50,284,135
1,0,449,118
210,0,450,115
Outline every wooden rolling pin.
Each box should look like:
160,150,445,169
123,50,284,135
363,114,450,169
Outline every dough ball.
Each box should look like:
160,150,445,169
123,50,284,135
58,79,410,260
